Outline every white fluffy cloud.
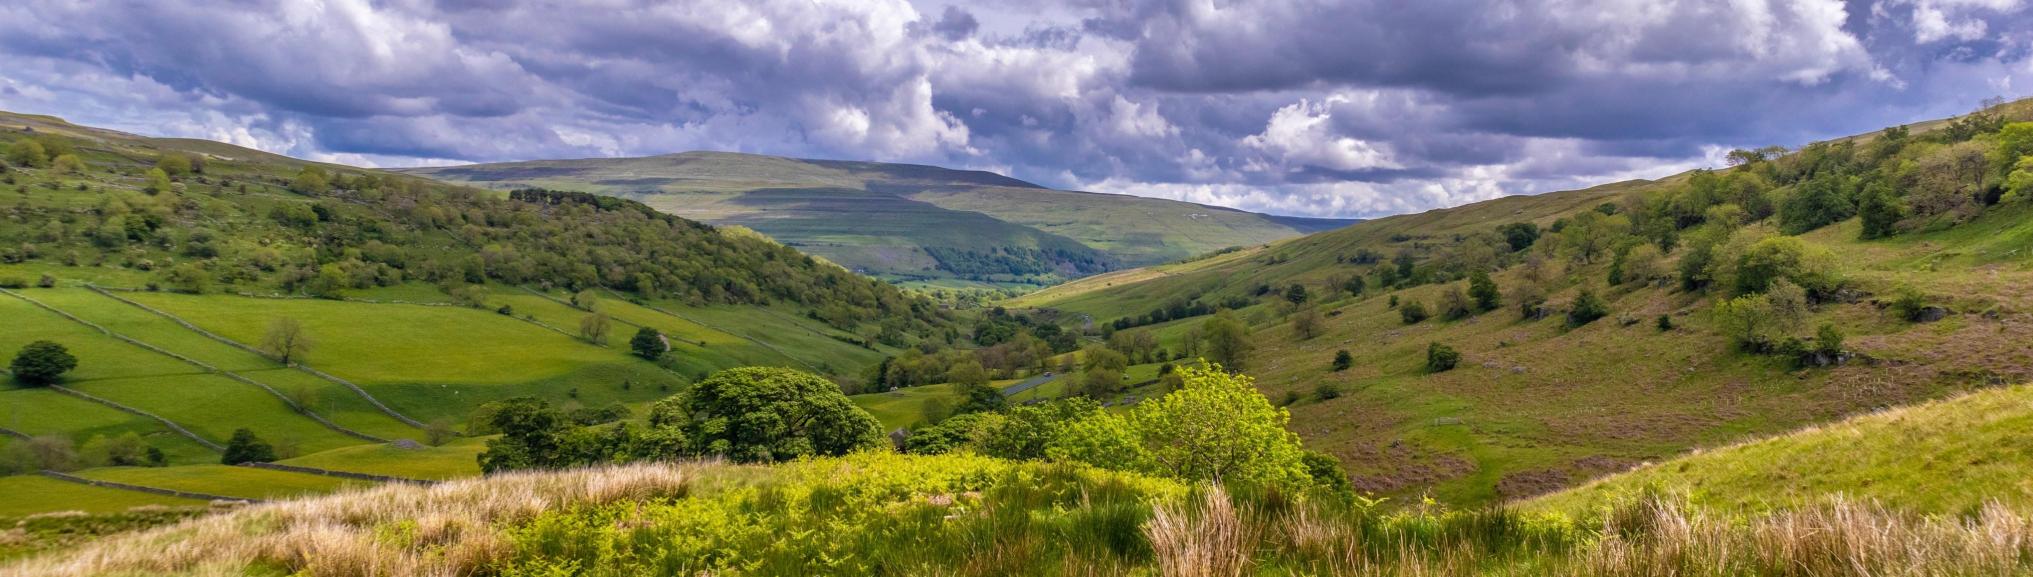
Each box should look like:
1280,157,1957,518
1,0,2029,217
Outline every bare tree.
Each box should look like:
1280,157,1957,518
262,317,313,365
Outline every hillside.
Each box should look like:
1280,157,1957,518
1011,99,2033,505
0,111,952,520
399,152,1354,287
11,451,2033,576
1532,382,2033,515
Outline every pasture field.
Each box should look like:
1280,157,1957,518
850,384,963,430
0,476,205,517
77,465,371,501
277,437,488,480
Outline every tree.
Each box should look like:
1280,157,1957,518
290,166,330,195
1440,285,1473,321
679,367,883,463
261,318,313,365
51,154,85,174
1399,299,1429,324
1497,222,1540,251
143,168,173,196
1567,288,1609,327
1468,270,1501,311
10,341,77,385
1200,311,1252,370
579,312,611,345
155,153,194,177
221,428,277,464
1113,364,1313,491
1331,350,1353,372
1290,306,1322,339
476,397,568,472
1426,342,1461,372
4,139,47,168
629,326,666,360
1283,283,1309,305
81,433,149,467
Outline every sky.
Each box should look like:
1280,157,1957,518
2,1,2031,218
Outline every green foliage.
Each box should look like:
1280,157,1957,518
1440,285,1473,321
902,412,1000,454
1566,288,1608,327
1468,270,1501,311
976,398,1098,460
1051,364,1314,492
1497,221,1540,251
1198,310,1252,370
10,340,78,385
1713,280,1808,351
1813,323,1845,357
221,428,277,465
1426,342,1460,372
4,138,47,167
142,168,173,196
1283,283,1309,305
1778,175,1855,234
1656,314,1673,331
290,166,330,195
1331,349,1353,372
155,153,194,177
1399,299,1429,324
628,326,666,360
1722,234,1840,296
51,153,85,174
680,367,884,463
1857,181,1905,239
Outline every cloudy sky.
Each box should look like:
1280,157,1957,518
3,1,2030,218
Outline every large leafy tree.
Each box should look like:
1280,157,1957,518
1051,363,1312,492
9,341,77,385
629,326,667,360
221,428,277,465
1199,311,1252,370
680,367,883,463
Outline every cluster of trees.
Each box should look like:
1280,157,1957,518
902,363,1349,495
477,367,883,472
922,245,1114,279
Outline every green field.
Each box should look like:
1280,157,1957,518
850,384,964,430
78,465,371,501
278,437,488,480
0,476,206,517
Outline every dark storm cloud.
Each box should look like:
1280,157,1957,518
0,0,2029,217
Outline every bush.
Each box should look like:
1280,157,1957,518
681,367,884,463
1400,300,1429,324
10,340,77,385
1331,350,1352,372
1468,270,1501,311
221,428,277,464
1312,382,1343,401
1567,288,1609,327
629,326,667,360
1426,342,1460,372
1656,314,1674,331
1440,286,1473,321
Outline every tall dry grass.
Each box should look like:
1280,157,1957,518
1,462,705,577
1140,490,2033,577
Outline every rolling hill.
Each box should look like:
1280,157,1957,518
398,152,1355,287
1011,98,2033,505
0,110,953,523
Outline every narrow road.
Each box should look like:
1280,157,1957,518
1000,373,1059,397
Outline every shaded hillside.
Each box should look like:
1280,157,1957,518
399,151,1355,286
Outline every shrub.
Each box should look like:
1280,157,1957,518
1426,342,1460,372
1814,323,1845,357
221,428,277,465
1468,270,1501,311
1312,382,1343,401
1567,288,1609,327
1400,300,1429,324
1890,287,1932,322
10,341,77,385
629,326,666,360
1331,350,1352,372
1440,286,1473,320
1656,314,1674,331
